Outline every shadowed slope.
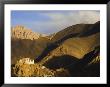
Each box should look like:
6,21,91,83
79,21,100,37
43,47,100,77
36,21,100,62
36,32,99,63
43,55,79,70
11,37,50,64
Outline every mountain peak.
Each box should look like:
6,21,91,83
11,25,41,40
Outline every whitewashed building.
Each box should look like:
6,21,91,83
18,58,34,64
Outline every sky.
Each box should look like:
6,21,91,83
11,10,100,35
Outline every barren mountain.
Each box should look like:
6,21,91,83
11,25,42,40
11,26,51,64
36,21,100,62
11,21,100,77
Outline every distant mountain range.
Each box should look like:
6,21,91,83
11,21,100,77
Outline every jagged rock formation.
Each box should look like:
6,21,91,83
88,55,100,65
12,58,70,77
11,25,42,40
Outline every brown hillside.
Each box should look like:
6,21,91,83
11,21,100,77
51,24,92,42
36,21,100,63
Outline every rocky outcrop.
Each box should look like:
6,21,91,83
12,58,70,77
12,58,55,77
11,25,41,40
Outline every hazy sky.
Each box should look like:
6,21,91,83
11,10,100,35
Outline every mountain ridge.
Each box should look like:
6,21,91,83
11,25,47,40
11,21,100,77
36,21,100,63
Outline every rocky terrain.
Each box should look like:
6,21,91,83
11,21,100,77
11,26,51,64
12,58,70,77
11,25,42,40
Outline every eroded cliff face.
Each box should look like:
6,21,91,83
11,25,41,40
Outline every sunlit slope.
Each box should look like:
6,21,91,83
51,24,92,42
37,21,100,64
